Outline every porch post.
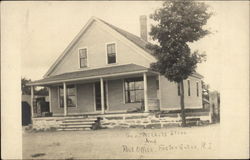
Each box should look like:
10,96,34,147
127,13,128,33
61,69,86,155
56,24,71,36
63,82,67,116
143,73,149,112
48,87,51,112
100,77,105,114
30,86,34,118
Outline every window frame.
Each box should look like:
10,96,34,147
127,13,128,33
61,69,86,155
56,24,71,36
196,81,199,97
106,42,117,64
124,77,144,103
187,79,191,96
78,47,88,68
58,84,77,108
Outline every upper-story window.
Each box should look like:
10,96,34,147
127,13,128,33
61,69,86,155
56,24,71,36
79,48,87,68
107,43,116,64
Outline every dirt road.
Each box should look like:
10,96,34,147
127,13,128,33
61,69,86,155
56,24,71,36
23,124,220,159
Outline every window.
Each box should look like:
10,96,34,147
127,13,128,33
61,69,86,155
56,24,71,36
187,80,191,96
79,48,87,68
196,82,199,97
107,43,116,64
59,85,76,108
177,83,181,96
124,77,144,103
156,79,159,90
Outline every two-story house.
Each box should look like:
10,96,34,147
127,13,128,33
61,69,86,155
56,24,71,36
28,16,203,118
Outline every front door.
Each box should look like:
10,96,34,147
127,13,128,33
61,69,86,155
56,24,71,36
95,82,107,111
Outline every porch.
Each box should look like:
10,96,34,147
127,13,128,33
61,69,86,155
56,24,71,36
28,64,161,118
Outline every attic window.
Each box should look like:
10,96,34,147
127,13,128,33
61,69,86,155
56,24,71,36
79,48,87,68
107,43,116,64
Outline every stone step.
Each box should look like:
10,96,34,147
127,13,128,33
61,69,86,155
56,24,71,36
63,118,97,122
61,122,94,125
57,128,91,131
58,124,92,128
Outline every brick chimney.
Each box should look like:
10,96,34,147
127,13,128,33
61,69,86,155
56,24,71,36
139,15,148,42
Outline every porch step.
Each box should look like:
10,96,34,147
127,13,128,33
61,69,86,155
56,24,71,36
59,124,92,128
57,128,91,131
63,118,97,122
186,117,201,126
57,117,98,131
61,122,93,125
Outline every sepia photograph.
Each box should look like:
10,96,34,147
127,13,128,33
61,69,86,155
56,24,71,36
1,0,249,159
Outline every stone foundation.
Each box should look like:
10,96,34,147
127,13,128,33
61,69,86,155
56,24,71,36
100,113,182,129
32,117,64,131
31,112,211,131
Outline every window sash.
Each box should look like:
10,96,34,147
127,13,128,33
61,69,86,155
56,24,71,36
59,85,76,108
80,58,87,68
79,49,87,68
79,49,87,58
124,78,144,103
107,43,116,64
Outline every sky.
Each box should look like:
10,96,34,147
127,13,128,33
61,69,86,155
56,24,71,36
2,1,249,91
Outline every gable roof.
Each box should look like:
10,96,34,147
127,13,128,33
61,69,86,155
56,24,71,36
43,17,155,78
42,16,203,80
97,18,153,54
28,64,152,86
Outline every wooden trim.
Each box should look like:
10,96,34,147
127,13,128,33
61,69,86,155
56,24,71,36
105,110,127,114
100,78,105,114
48,87,52,112
29,70,148,86
57,86,60,108
96,19,156,62
196,81,199,97
93,83,96,112
78,47,88,68
63,82,67,116
160,106,203,111
58,84,77,108
44,17,96,77
143,72,149,112
30,86,34,118
105,42,117,65
44,17,156,77
75,84,78,108
105,80,109,111
122,79,125,104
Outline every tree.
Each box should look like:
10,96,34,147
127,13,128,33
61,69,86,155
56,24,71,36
148,0,212,126
21,77,31,95
21,77,48,96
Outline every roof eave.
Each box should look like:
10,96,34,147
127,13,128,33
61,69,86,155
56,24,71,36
28,69,152,86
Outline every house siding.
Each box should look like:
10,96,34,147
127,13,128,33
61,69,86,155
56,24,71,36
49,75,201,114
160,76,202,109
50,83,95,115
107,76,158,112
50,21,152,76
50,86,61,114
76,83,95,113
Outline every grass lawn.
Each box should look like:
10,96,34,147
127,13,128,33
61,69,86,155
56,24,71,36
23,124,220,159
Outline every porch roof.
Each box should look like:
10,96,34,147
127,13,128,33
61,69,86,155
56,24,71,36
27,64,156,86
